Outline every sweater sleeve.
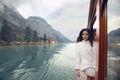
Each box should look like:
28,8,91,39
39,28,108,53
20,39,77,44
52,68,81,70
75,44,81,69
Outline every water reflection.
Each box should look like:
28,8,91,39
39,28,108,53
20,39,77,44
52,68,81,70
0,43,70,80
0,45,39,80
108,47,120,80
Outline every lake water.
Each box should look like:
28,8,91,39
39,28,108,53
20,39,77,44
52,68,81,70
0,43,76,80
0,43,120,80
107,47,120,80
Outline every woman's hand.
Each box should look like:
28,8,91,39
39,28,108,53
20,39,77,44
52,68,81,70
76,69,80,77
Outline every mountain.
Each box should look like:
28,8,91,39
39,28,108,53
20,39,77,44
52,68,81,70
108,28,120,44
0,3,71,43
0,2,26,30
26,17,71,43
0,2,26,42
108,28,120,37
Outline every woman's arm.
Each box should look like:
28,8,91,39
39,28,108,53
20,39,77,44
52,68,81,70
75,44,81,77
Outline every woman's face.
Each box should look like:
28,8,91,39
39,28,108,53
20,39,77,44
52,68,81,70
82,30,89,41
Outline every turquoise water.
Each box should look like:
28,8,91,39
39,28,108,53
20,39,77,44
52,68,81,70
0,43,120,80
0,43,76,80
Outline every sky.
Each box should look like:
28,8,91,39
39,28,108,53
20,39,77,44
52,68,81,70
108,0,120,33
1,0,120,41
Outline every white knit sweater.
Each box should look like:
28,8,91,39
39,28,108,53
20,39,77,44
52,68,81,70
75,40,97,71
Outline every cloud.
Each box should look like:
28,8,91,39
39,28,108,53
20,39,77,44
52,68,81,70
108,0,120,33
12,0,29,6
47,3,90,40
108,17,120,33
11,0,65,19
17,4,34,19
108,0,120,16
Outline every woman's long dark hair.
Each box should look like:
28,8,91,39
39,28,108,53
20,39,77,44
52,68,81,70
93,29,96,41
89,28,96,46
77,28,91,42
77,28,96,46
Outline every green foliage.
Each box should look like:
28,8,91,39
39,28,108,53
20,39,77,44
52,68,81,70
32,30,38,42
1,20,16,43
43,33,47,42
24,26,32,42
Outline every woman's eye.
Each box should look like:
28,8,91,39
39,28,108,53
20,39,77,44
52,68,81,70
82,34,88,35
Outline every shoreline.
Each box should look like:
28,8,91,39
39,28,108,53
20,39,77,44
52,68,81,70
0,42,58,46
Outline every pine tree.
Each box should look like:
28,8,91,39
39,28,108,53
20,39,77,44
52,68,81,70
1,20,15,43
43,33,47,43
32,30,38,42
24,26,32,43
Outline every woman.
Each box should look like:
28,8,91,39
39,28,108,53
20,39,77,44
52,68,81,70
75,28,96,80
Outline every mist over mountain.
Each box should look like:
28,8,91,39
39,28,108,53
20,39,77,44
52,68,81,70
0,1,26,29
26,17,71,42
0,2,71,43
